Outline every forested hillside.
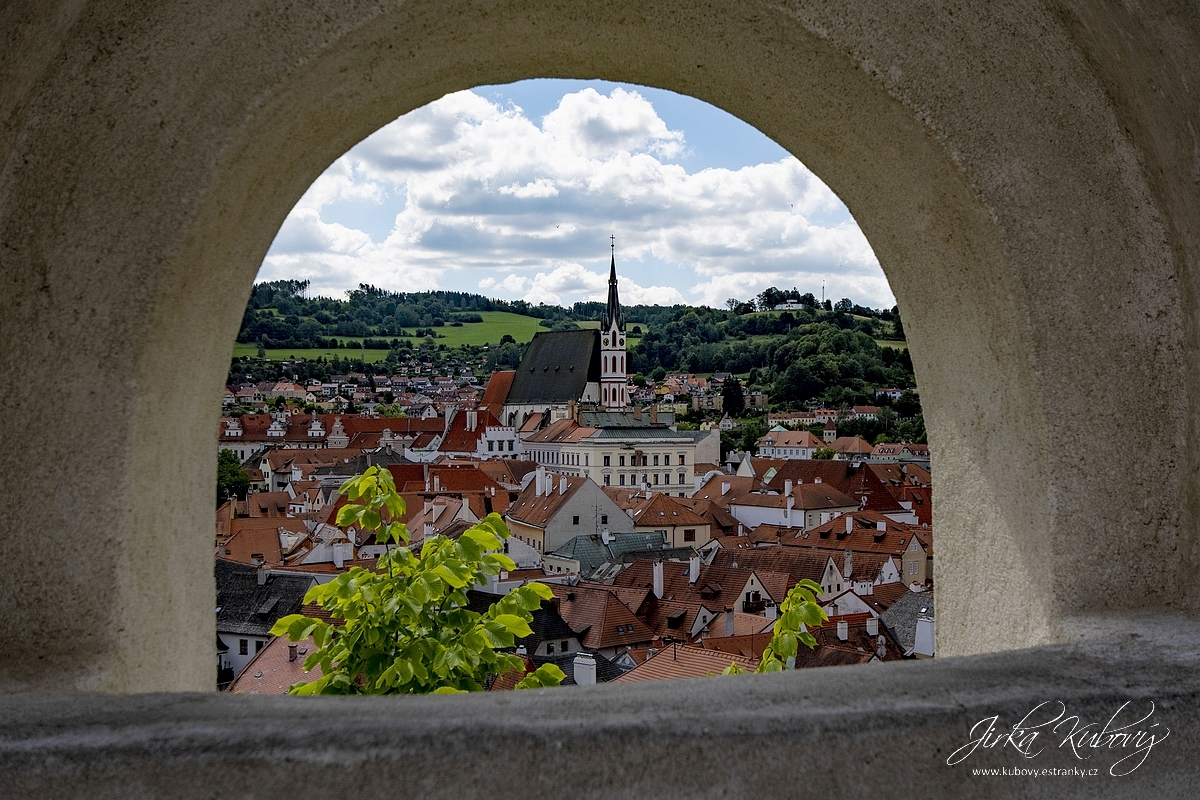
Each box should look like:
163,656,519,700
231,280,916,416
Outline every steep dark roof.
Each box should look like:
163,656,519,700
881,590,935,654
506,330,601,404
466,591,580,655
602,251,625,332
533,649,628,684
214,559,315,637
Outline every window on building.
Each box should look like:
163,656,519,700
663,474,671,485
678,453,686,464
572,516,580,525
488,440,494,452
909,561,918,575
619,474,626,486
547,643,555,654
664,454,671,465
642,456,648,466
601,515,608,524
678,472,686,486
561,640,570,651
603,455,611,466
684,529,696,542
603,474,610,486
239,639,248,656
508,440,514,451
653,454,659,466
255,640,264,652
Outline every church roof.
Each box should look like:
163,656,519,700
506,329,601,404
602,251,625,331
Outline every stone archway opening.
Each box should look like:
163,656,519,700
3,3,1192,696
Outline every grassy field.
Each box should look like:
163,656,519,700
231,344,393,362
232,311,586,361
875,339,908,350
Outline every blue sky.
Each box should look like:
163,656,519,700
261,79,891,309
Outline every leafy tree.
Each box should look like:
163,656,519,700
651,366,667,382
216,449,250,504
271,467,566,695
721,377,745,416
813,446,836,460
722,579,828,675
894,389,922,418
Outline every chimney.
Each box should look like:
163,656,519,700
534,467,545,496
877,519,887,531
876,635,888,660
572,653,597,686
866,617,879,637
466,409,477,431
558,476,567,495
737,523,745,537
784,479,792,496
915,615,936,657
845,515,853,535
843,549,853,579
288,644,298,663
785,494,794,528
836,620,849,641
515,645,526,656
256,564,268,586
649,405,658,424
765,604,778,620
688,555,700,585
721,481,731,496
601,529,612,545
652,561,664,599
724,607,735,638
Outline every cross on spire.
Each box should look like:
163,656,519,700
610,234,615,254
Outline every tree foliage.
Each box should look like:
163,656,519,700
721,377,745,416
271,467,565,695
216,449,250,504
756,579,828,672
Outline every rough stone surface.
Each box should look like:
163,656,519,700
0,0,1197,695
1,614,1196,797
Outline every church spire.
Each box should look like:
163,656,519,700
604,236,623,332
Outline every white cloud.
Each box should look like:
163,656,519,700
262,85,891,308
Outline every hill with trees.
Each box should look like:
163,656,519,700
228,280,918,428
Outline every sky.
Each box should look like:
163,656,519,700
260,79,892,310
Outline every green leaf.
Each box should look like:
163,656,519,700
493,613,534,638
270,614,306,637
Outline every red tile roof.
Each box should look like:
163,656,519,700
611,643,758,682
480,371,516,418
226,635,322,694
548,584,656,650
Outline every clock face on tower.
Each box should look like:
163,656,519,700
619,338,624,346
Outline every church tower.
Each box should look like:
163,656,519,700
600,238,627,411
